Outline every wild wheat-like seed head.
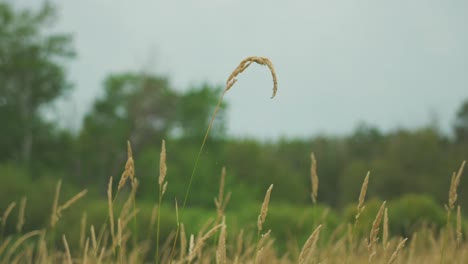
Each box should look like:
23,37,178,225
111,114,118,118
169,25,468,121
383,207,389,250
118,141,135,190
387,238,408,264
257,184,274,233
368,201,386,263
356,172,370,220
216,217,227,264
298,225,322,264
225,56,278,98
310,153,319,204
447,161,465,211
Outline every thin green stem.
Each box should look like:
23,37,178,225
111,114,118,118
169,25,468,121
155,187,162,264
169,91,226,261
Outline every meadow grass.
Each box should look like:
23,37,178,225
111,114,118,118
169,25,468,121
0,57,467,263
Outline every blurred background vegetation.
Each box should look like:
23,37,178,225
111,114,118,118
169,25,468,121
1,2,468,247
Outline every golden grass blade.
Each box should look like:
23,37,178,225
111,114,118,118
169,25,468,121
225,56,278,98
90,225,97,255
1,202,16,233
298,224,322,264
80,212,87,250
57,189,88,218
118,140,135,190
3,230,41,263
107,176,115,248
383,207,389,250
159,139,167,187
310,153,319,204
63,234,73,264
254,247,264,264
0,236,12,257
408,232,417,263
368,201,386,263
457,205,462,244
188,224,223,262
447,161,465,212
179,223,187,262
16,197,26,233
83,238,89,264
356,172,370,221
387,238,408,264
216,217,227,264
257,184,274,233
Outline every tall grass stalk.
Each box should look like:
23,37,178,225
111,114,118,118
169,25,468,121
170,56,278,260
156,140,167,263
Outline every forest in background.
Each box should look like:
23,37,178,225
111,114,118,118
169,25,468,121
2,2,468,247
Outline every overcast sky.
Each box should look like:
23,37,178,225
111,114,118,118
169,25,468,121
11,0,468,139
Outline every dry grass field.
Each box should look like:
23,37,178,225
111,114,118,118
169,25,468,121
1,57,467,263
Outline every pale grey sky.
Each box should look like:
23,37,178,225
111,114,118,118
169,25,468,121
11,0,468,139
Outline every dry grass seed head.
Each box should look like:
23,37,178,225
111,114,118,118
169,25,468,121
225,56,278,98
3,230,42,263
118,141,135,190
310,152,319,204
180,223,187,261
63,234,73,264
107,176,115,246
2,201,16,230
159,139,167,186
447,161,465,211
257,184,273,233
189,224,223,261
189,234,195,261
216,217,227,264
298,224,322,264
368,201,387,262
383,207,389,250
387,238,408,264
356,172,370,220
255,246,265,264
259,230,272,248
90,225,97,253
83,238,89,264
56,189,88,219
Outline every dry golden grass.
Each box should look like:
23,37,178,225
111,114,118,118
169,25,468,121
1,57,468,263
257,184,273,234
0,154,467,263
310,153,319,204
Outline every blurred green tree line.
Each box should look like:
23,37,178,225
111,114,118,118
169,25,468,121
1,2,468,213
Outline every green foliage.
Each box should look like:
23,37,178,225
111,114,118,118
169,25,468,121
388,194,446,237
0,2,74,164
343,194,449,240
263,204,339,246
455,99,468,143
